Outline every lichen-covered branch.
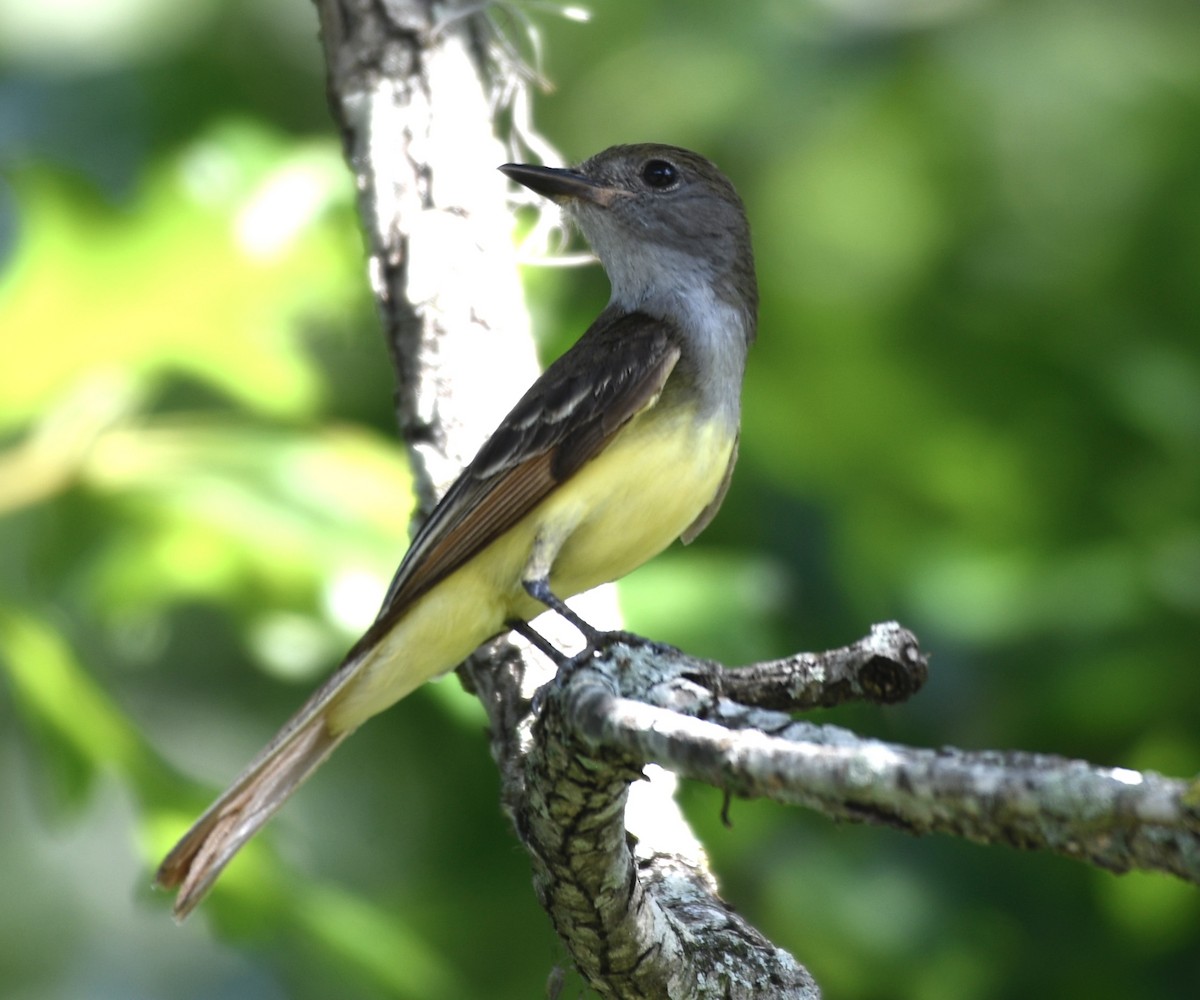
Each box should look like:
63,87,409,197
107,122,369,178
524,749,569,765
515,625,928,998
315,0,540,510
523,661,821,1000
675,620,928,710
546,631,1200,888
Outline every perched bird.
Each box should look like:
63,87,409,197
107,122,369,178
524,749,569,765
156,143,758,919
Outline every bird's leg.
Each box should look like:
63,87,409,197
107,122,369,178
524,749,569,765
506,616,570,666
518,530,606,651
522,576,604,647
523,576,678,658
519,577,610,713
516,576,682,716
518,532,671,668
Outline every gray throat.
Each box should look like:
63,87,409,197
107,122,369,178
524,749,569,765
614,273,753,426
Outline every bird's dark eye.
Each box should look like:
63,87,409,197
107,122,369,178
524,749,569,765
640,159,679,189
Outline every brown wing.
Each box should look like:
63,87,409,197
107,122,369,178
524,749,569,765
358,308,682,644
154,311,682,918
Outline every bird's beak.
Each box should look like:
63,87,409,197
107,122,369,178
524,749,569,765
499,163,624,207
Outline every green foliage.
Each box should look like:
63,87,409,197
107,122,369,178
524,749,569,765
2,1,1198,998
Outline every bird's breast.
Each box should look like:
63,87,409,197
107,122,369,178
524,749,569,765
539,403,737,599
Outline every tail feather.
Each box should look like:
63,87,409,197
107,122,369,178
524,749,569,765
156,709,348,921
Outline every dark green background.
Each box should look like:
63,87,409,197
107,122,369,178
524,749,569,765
1,1,1197,997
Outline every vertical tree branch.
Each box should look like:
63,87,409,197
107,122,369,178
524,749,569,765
315,0,539,509
312,5,822,996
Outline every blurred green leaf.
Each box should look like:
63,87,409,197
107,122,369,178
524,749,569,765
0,122,359,428
0,604,166,805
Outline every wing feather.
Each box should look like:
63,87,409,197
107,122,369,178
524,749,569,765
364,308,682,635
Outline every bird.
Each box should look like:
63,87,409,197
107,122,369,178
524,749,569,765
155,143,758,920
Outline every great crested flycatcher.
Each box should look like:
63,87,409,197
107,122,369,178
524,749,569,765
156,143,758,919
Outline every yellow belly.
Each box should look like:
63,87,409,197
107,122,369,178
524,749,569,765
329,406,735,731
534,407,733,604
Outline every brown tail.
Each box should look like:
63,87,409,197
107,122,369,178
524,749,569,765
155,706,348,921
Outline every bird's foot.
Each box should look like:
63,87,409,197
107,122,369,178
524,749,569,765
584,629,679,658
